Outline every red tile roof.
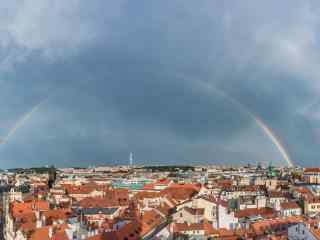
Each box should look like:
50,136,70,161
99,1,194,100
42,208,72,223
250,216,303,236
310,227,320,240
235,208,274,219
161,187,198,202
63,183,108,195
30,224,69,240
11,200,49,218
173,222,204,232
184,207,205,215
305,196,320,203
139,210,164,236
79,196,126,208
304,168,320,173
134,191,161,200
280,202,300,210
87,220,141,240
268,191,286,198
15,212,36,233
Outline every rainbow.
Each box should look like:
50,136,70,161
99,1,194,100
254,117,294,167
0,99,48,144
0,83,295,167
202,82,294,167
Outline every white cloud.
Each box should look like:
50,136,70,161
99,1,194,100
0,0,125,68
203,2,320,119
254,6,320,82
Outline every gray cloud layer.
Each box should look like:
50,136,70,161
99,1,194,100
0,1,319,168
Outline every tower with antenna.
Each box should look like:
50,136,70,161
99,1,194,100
129,152,134,167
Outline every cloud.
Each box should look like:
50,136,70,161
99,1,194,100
253,4,320,85
1,1,320,167
0,0,125,69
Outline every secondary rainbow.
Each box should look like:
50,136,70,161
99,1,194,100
0,99,48,144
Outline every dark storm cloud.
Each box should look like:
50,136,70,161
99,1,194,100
0,0,319,167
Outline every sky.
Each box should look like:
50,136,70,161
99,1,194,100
0,1,319,168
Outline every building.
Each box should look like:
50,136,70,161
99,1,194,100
288,222,320,240
280,202,302,217
172,207,204,224
304,168,320,185
304,197,320,215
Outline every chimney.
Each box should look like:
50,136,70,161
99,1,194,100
48,226,53,238
36,211,42,228
35,210,40,220
42,214,46,226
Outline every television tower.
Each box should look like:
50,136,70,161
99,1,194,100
129,152,134,167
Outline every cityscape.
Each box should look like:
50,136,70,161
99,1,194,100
1,1,320,239
1,162,320,239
